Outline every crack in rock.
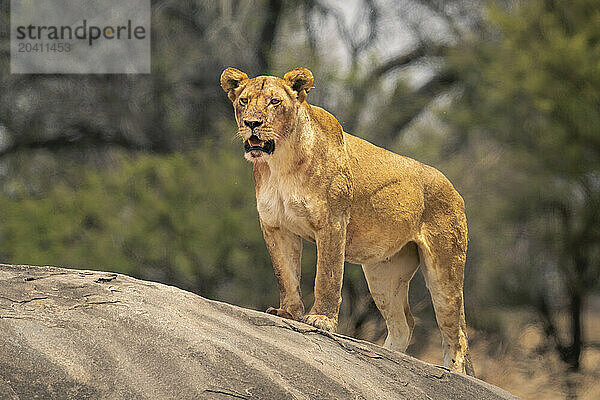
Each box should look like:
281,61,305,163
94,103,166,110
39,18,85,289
68,300,122,310
22,273,68,282
204,387,251,399
95,275,118,283
0,295,49,304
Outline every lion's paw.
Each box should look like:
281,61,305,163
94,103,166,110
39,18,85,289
303,314,337,332
265,307,295,320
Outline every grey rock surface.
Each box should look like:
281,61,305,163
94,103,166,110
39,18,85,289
0,264,518,399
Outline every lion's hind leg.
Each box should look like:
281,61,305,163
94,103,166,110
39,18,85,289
416,222,474,375
361,242,420,352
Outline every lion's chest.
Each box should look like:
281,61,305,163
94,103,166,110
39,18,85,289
256,178,316,241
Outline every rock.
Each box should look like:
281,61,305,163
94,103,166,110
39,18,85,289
0,264,518,399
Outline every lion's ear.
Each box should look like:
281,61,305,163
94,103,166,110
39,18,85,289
283,67,314,102
221,67,249,102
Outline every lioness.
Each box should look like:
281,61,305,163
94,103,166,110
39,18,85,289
221,67,474,375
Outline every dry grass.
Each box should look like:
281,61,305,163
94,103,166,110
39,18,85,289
408,308,600,400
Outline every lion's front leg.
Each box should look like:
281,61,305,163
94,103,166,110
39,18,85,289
304,218,347,332
261,222,304,321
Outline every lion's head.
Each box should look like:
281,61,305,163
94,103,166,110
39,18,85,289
220,67,314,162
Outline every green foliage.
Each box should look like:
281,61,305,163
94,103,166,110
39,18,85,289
427,0,600,368
451,0,600,177
0,142,285,309
0,141,373,330
387,2,600,348
454,0,598,280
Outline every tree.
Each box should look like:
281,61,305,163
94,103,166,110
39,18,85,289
447,0,600,374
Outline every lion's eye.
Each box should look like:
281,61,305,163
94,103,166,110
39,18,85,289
239,98,248,106
270,98,282,106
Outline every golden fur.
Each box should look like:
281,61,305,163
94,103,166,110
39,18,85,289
221,67,474,375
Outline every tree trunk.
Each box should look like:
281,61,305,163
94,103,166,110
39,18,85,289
257,0,283,71
563,290,583,370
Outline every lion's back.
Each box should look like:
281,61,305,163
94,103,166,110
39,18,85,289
344,132,428,194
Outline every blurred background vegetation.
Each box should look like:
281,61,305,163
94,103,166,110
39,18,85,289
0,1,599,398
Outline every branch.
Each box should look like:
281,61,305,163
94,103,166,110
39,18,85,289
380,71,457,140
0,123,159,159
311,0,378,63
353,0,379,54
370,43,448,80
412,0,466,40
342,43,449,134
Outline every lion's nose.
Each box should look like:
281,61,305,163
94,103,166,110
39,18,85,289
244,119,263,130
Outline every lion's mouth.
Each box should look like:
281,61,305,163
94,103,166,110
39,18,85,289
244,135,275,155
